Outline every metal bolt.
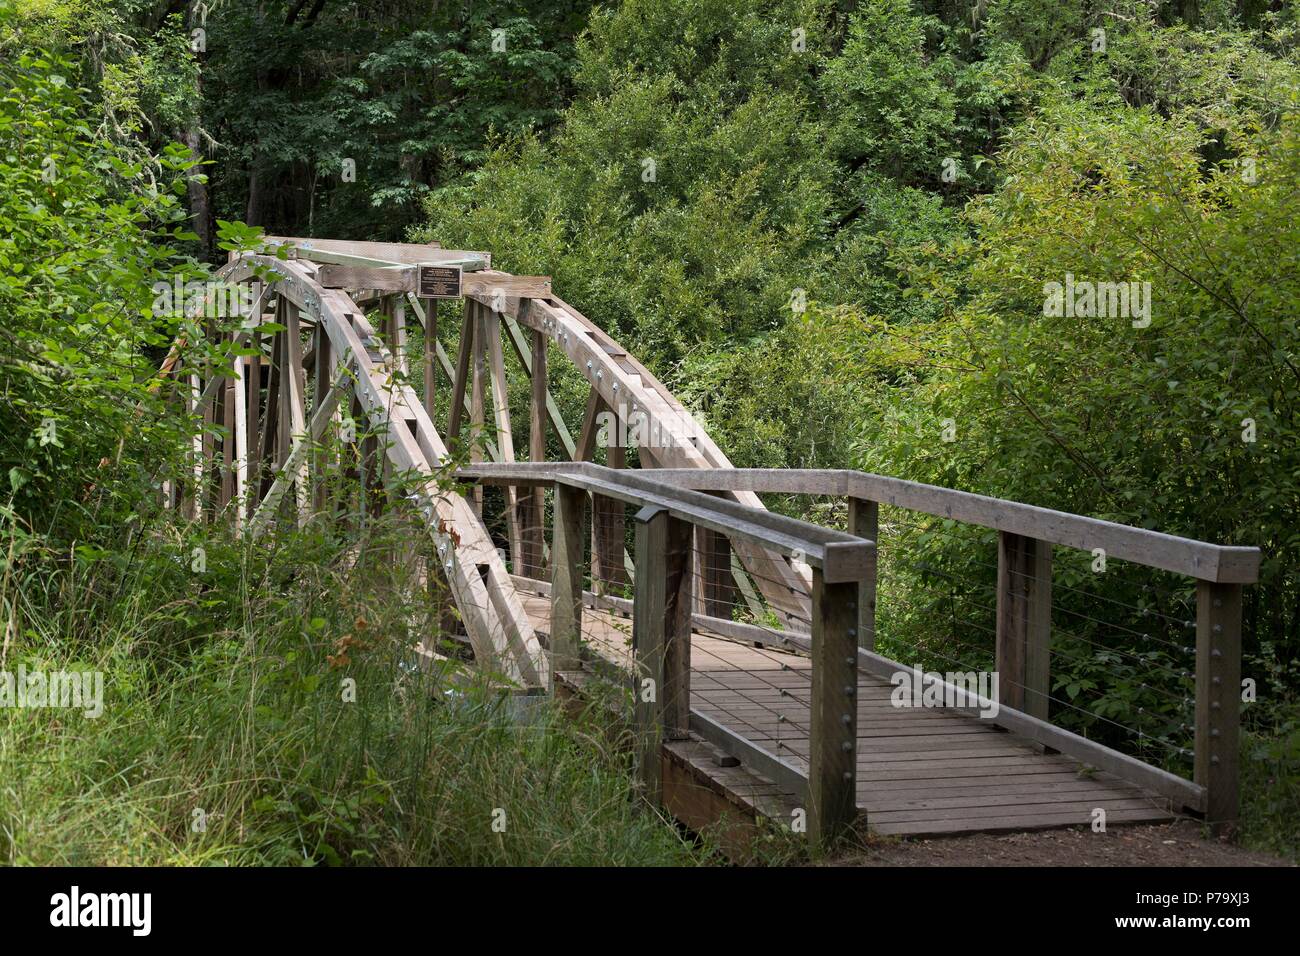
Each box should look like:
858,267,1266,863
842,771,852,782
1211,728,1219,737
841,714,851,725
844,686,855,697
848,627,857,637
1212,648,1222,658
841,741,853,753
1213,597,1222,608
1211,755,1220,765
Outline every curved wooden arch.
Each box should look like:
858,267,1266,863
168,237,812,687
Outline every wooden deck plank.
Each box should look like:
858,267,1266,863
524,600,1183,838
870,807,1174,837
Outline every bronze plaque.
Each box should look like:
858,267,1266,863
417,264,463,299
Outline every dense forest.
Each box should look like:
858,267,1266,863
1,0,1297,865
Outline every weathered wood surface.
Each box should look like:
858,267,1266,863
996,531,1052,719
200,243,1246,845
632,505,693,804
630,469,1260,585
1196,580,1242,837
520,595,1175,838
456,462,876,582
808,569,859,848
221,254,547,687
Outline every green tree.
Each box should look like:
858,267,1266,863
0,26,200,540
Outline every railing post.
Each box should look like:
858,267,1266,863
632,505,693,806
1196,580,1242,838
848,497,878,650
996,531,1052,720
550,481,586,687
809,566,859,850
696,526,733,620
521,326,547,577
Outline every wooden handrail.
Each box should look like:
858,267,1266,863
462,462,875,849
461,459,1252,837
576,467,1260,584
210,241,1256,843
455,462,877,583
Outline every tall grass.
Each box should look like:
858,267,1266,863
0,509,707,866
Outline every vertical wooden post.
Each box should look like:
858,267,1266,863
996,531,1052,719
550,481,586,683
232,356,248,534
257,327,281,503
422,298,437,421
809,567,859,850
245,317,261,520
1195,580,1242,838
469,300,486,518
391,295,408,376
447,303,473,442
522,326,547,577
632,505,693,806
273,301,291,474
282,300,309,526
376,298,396,509
484,308,522,562
310,323,332,517
848,497,878,650
696,524,732,619
220,371,236,509
187,371,202,522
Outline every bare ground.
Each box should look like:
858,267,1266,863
836,820,1292,866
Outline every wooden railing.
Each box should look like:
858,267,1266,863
458,462,1260,840
458,462,875,847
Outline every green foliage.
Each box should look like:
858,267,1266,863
854,26,1300,827
189,0,593,239
418,0,959,439
7,0,1300,862
0,515,707,865
821,0,958,184
420,0,1300,851
0,31,200,540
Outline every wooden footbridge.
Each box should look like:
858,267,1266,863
161,236,1259,852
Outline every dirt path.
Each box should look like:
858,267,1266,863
837,820,1290,866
